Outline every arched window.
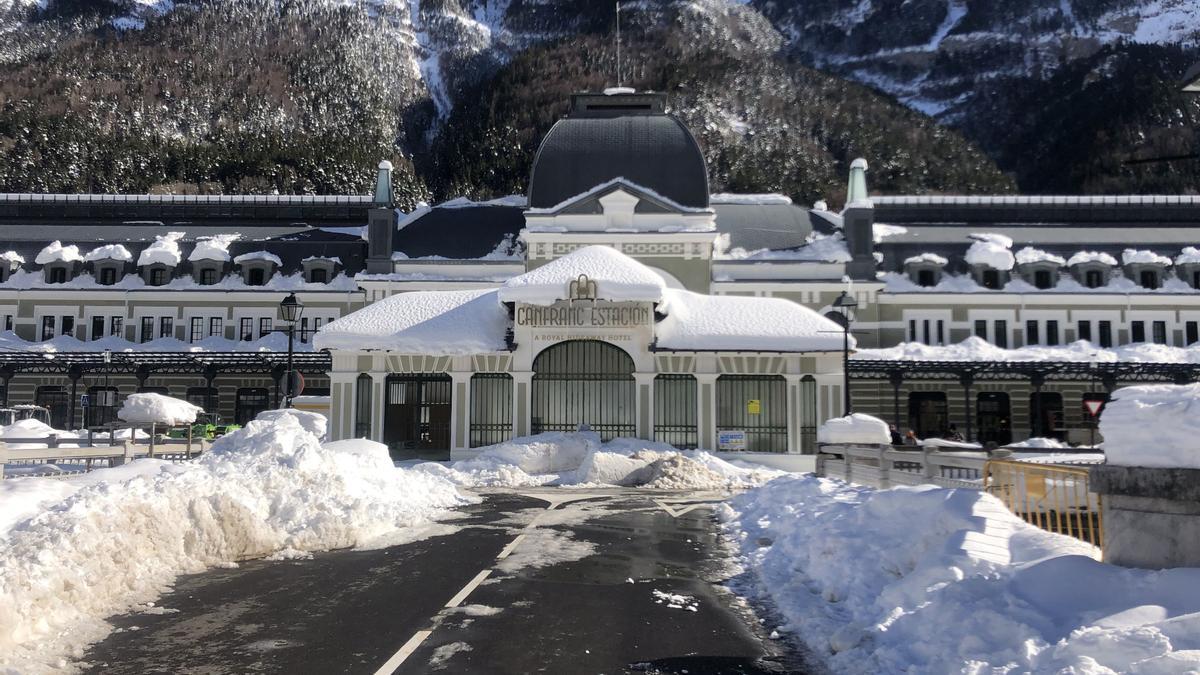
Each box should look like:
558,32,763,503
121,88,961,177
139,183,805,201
470,373,512,447
355,373,373,439
532,340,635,441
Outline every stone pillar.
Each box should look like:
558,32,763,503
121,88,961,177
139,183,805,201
369,372,387,443
695,373,718,450
634,373,655,441
512,371,533,438
449,372,472,453
785,374,800,454
1090,465,1200,569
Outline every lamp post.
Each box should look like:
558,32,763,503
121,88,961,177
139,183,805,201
279,292,304,407
832,290,857,416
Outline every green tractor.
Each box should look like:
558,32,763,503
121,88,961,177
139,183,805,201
166,413,240,440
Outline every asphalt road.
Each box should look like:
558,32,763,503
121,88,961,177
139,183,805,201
80,489,810,674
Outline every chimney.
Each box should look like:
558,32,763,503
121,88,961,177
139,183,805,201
842,158,876,281
366,160,397,274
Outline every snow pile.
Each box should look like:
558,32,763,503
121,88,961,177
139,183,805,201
498,245,666,305
1014,246,1065,266
415,433,783,490
1,251,25,266
1177,247,1200,266
817,414,890,445
1100,383,1200,469
35,241,82,265
117,392,203,426
710,193,792,205
903,252,947,266
964,233,1014,270
855,336,1200,364
233,250,283,267
713,231,852,263
187,234,239,262
721,475,1200,674
657,288,849,352
1067,251,1119,267
137,232,185,267
83,244,133,262
1122,249,1172,266
314,289,509,354
0,409,473,671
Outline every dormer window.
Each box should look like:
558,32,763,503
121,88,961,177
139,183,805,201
1034,269,1053,289
903,254,946,288
309,267,327,283
201,268,217,285
917,269,935,287
1140,269,1160,290
981,270,1001,290
233,251,281,287
301,256,339,285
150,268,166,286
99,268,116,285
248,268,265,286
1085,270,1103,288
49,267,66,284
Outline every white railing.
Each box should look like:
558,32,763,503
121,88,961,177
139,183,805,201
0,436,210,479
816,444,994,490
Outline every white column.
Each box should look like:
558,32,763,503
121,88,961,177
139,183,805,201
634,372,655,440
370,372,387,443
512,371,533,438
695,373,718,450
449,372,472,452
785,374,801,454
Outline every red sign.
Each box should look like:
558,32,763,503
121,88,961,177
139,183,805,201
1083,400,1104,417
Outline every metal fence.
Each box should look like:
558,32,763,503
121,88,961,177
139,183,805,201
983,459,1103,548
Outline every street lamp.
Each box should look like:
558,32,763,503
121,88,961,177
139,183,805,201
279,292,304,407
832,290,857,415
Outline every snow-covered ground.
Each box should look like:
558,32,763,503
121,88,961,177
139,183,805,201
0,409,474,673
721,475,1200,674
412,432,784,490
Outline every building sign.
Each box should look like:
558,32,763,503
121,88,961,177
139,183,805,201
718,430,747,451
516,303,651,328
746,399,761,415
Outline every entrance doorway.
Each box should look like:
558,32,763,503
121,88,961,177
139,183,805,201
976,392,1012,445
531,340,635,441
384,374,452,459
907,392,948,439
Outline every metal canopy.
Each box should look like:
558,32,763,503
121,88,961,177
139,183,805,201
0,351,332,376
850,359,1200,384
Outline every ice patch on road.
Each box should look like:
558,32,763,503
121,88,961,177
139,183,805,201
446,604,502,617
429,641,472,670
653,589,699,612
495,528,597,574
0,410,475,674
414,432,783,490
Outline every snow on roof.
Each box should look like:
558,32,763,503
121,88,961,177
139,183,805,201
35,241,83,265
817,413,890,445
83,244,133,263
118,392,202,426
709,193,793,205
233,250,283,266
187,234,239,262
524,177,713,215
1122,248,1172,266
1067,251,1119,267
656,289,849,352
874,223,907,242
302,255,342,265
714,232,851,263
1101,384,1200,469
0,251,24,265
314,289,509,354
137,232,184,267
904,253,948,266
965,233,1014,271
1177,247,1200,266
1014,247,1065,266
854,336,1200,364
437,194,527,208
498,246,667,306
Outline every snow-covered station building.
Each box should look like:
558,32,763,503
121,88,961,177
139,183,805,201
4,88,1200,455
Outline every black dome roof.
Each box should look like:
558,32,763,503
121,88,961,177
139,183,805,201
528,93,709,210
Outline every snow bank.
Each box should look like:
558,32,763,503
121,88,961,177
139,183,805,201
233,250,283,267
1,251,25,266
137,232,184,267
1067,250,1119,267
497,245,666,305
117,392,203,426
415,433,783,490
855,336,1200,364
657,288,849,352
817,413,890,445
903,252,947,266
721,475,1200,674
35,241,82,265
965,233,1014,270
1100,383,1200,469
1123,248,1172,266
0,409,473,672
314,289,508,354
1014,246,1065,266
83,244,133,263
187,234,238,262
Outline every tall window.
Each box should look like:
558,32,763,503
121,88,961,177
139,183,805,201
159,316,173,339
209,317,223,338
200,268,217,285
259,318,273,339
60,316,73,338
85,386,120,427
91,316,105,341
99,267,116,285
976,392,1012,445
1077,320,1092,342
653,374,697,449
40,316,54,341
355,374,374,439
470,373,513,447
1188,321,1199,346
185,387,217,414
1140,269,1159,289
110,316,122,339
994,320,1008,348
150,268,166,286
140,316,154,343
190,317,204,343
1131,321,1146,343
1046,320,1059,346
299,317,310,343
1084,269,1103,288
49,267,66,283
974,320,987,340
240,318,254,341
1030,392,1065,439
235,388,270,426
1025,320,1039,346
1098,320,1113,348
1152,321,1167,345
908,392,948,439
800,376,818,454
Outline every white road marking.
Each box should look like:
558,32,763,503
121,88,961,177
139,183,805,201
653,499,719,518
445,570,493,609
496,533,526,560
372,630,433,675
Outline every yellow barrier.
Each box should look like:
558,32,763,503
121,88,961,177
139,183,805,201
983,459,1103,549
